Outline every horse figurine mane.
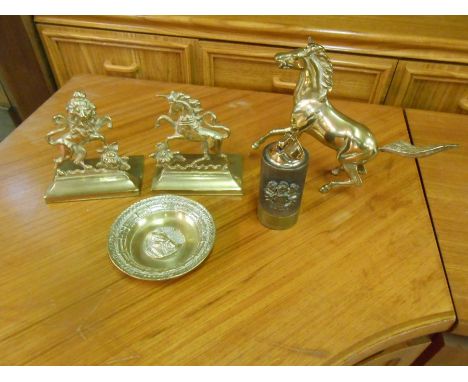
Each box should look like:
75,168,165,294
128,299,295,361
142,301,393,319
305,41,333,94
252,39,457,193
163,91,204,117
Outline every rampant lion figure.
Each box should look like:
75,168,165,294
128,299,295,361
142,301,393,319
46,91,112,173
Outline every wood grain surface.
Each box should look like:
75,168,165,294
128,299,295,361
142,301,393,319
37,24,196,87
386,61,468,114
34,16,468,64
406,109,468,336
198,40,396,104
34,16,468,116
0,75,455,365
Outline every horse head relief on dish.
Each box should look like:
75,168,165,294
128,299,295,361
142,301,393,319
252,38,457,193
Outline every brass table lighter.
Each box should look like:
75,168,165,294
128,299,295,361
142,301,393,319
44,91,144,202
252,38,457,193
258,136,309,230
150,91,243,195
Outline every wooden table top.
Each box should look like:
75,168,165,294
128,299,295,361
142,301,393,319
0,75,455,365
407,109,468,337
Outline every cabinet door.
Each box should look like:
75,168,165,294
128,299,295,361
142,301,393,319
37,24,195,86
385,60,468,114
198,41,397,104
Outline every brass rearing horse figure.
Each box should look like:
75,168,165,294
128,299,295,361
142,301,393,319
252,39,456,193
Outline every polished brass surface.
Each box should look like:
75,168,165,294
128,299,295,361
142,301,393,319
152,154,243,195
379,141,459,157
45,91,143,201
108,195,215,281
265,134,305,168
44,156,144,202
252,39,457,193
151,91,243,194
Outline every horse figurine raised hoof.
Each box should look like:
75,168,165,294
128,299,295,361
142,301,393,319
44,91,144,202
151,91,243,195
252,38,457,193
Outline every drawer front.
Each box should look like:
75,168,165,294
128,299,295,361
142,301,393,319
386,60,468,114
357,336,431,366
37,25,195,86
199,41,397,104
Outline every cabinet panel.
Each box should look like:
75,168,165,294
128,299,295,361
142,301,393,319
37,24,195,86
386,60,468,114
199,41,397,104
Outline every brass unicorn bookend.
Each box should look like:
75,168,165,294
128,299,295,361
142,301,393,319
44,91,144,202
252,39,457,193
150,91,243,194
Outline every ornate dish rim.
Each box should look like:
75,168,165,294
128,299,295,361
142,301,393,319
108,195,215,281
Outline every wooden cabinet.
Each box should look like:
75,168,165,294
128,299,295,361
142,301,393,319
37,25,196,86
386,61,468,114
199,41,396,104
35,16,468,113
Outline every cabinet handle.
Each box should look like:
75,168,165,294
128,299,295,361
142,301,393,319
459,96,468,112
272,75,296,91
103,60,139,74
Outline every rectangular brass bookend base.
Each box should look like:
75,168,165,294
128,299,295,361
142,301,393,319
44,156,144,203
151,154,243,195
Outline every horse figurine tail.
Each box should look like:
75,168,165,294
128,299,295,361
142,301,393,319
379,140,458,158
200,111,231,139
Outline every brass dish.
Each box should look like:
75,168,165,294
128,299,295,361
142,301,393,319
108,195,215,280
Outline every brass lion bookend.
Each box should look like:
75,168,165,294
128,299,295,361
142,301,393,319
150,91,243,195
44,91,144,202
252,38,457,193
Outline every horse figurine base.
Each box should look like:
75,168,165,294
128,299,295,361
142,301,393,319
150,91,243,195
45,156,144,203
151,153,243,195
44,91,144,203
